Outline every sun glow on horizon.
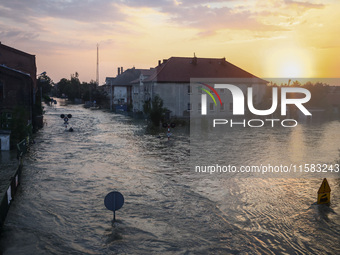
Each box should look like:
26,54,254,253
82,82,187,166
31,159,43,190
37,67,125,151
1,0,338,83
280,61,303,78
263,42,315,78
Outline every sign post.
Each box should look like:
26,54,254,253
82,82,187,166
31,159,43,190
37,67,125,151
60,114,73,131
162,123,176,140
104,191,124,224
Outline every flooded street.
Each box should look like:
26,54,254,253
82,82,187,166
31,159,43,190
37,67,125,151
0,100,339,254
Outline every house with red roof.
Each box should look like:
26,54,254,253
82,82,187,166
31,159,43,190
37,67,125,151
132,56,267,118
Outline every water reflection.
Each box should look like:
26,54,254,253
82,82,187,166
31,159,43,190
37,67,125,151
191,118,340,178
105,222,124,244
0,100,339,254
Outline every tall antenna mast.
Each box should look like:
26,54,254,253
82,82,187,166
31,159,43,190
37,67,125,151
96,43,99,86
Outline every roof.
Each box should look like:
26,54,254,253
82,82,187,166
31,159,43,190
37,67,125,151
141,68,155,76
0,42,37,89
0,64,31,77
0,42,35,58
144,57,267,84
111,68,149,86
130,68,156,84
105,77,115,85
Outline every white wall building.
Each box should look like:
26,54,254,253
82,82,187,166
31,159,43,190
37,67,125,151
134,57,267,118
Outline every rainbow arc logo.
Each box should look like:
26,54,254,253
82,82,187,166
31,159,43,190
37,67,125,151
199,83,222,115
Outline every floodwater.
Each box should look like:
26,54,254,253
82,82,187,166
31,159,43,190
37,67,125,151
0,99,339,254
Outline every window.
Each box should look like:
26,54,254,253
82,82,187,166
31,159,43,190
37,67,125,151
198,86,202,94
188,103,192,111
188,85,192,94
198,103,201,112
220,89,225,94
1,112,11,129
220,103,225,112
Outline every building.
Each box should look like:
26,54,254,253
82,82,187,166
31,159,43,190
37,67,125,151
131,69,155,112
105,67,148,111
134,56,267,118
0,65,33,149
0,42,37,92
0,43,36,149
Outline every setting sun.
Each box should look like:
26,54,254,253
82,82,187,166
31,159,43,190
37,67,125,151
264,42,314,78
280,61,303,78
0,0,338,82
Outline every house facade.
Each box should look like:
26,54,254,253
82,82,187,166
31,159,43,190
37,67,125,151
131,69,155,112
0,65,33,149
134,57,267,118
0,42,37,92
105,67,148,111
0,43,36,149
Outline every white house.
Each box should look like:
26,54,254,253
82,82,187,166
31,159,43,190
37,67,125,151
131,69,155,112
134,57,268,118
105,67,147,111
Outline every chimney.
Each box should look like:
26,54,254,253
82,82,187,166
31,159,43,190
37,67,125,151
162,59,168,64
158,60,161,66
191,53,197,65
118,67,120,76
121,67,123,73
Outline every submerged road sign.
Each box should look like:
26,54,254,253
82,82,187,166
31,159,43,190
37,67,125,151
317,178,331,204
104,191,124,222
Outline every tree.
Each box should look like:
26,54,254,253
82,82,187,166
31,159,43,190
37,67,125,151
146,95,167,126
81,80,97,101
37,72,53,96
57,78,71,97
56,72,81,100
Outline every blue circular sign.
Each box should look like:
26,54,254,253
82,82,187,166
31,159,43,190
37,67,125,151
104,191,124,211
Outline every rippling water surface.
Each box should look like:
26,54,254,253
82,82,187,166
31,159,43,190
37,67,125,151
0,99,339,254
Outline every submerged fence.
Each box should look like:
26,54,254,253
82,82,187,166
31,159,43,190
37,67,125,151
0,138,29,230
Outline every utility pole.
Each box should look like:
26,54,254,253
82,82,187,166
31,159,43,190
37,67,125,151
96,43,99,87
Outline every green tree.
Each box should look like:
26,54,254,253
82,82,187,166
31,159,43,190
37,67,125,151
148,95,167,126
81,80,97,101
302,82,329,108
68,72,81,100
57,78,71,97
37,72,53,96
56,72,81,100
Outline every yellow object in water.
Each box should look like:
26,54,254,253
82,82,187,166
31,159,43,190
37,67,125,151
317,178,331,204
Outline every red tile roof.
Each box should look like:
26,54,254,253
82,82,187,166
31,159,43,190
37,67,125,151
143,57,266,83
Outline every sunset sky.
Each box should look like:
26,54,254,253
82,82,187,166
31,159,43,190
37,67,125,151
1,0,339,84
